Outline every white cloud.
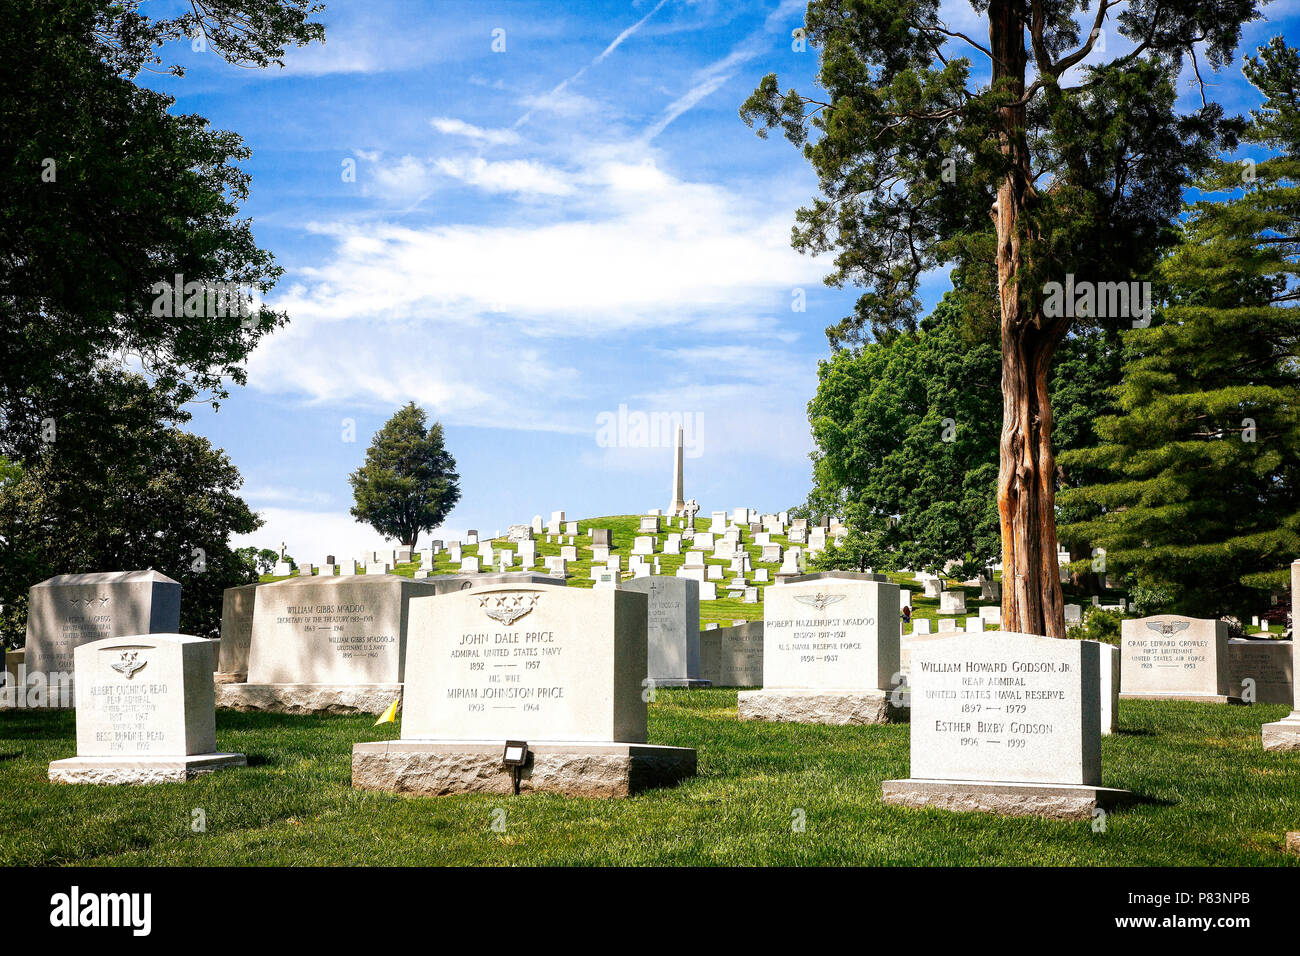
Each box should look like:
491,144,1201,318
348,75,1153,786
270,155,824,345
363,154,437,201
433,156,575,196
242,486,335,508
517,87,602,119
596,0,670,64
277,17,462,76
430,117,522,146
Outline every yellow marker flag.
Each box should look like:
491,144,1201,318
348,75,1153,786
374,698,400,726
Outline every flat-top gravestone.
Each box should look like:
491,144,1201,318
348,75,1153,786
779,571,887,585
48,634,245,784
1089,640,1120,735
216,582,259,683
1,648,24,707
1229,638,1293,705
216,574,449,715
699,620,763,686
23,571,181,709
882,631,1129,820
739,572,904,725
1263,560,1300,750
938,590,967,615
1120,615,1237,702
621,577,707,687
352,583,695,798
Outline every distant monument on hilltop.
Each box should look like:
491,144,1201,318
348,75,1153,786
668,424,696,518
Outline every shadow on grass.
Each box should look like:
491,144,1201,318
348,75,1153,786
1110,789,1177,811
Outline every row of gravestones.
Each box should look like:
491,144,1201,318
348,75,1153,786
6,564,1299,818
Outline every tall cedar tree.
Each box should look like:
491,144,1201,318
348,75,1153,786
1058,37,1300,618
741,0,1257,636
350,404,462,549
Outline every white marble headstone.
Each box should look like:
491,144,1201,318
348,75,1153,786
909,631,1102,786
401,584,648,743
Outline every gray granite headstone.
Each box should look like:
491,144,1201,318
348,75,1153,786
217,582,259,678
25,571,181,706
621,576,704,685
699,620,763,686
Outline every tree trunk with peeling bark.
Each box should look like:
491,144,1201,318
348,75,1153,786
990,0,1067,638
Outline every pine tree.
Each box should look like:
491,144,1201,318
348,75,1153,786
1058,38,1300,618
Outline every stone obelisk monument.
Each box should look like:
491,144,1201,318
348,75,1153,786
669,424,686,516
1262,557,1300,750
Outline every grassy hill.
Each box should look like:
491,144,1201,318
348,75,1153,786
260,513,1172,635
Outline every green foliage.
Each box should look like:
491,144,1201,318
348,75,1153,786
0,372,261,642
349,404,461,549
1059,38,1300,618
1052,326,1127,583
805,295,1001,575
92,0,325,77
740,0,1249,345
805,294,1122,576
235,547,291,575
0,0,320,639
0,0,323,457
1066,606,1124,646
809,528,872,572
1128,581,1176,618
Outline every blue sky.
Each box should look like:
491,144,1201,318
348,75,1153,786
145,0,1297,561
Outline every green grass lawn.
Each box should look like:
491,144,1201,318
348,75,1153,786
2,694,1298,866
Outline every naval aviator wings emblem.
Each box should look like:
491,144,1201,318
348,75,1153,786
479,592,540,626
112,650,146,679
794,592,847,612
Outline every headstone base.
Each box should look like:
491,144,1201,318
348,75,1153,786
351,740,696,798
48,753,246,785
1262,712,1300,751
737,688,906,725
215,682,401,715
1119,693,1243,704
651,678,713,689
881,778,1131,821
